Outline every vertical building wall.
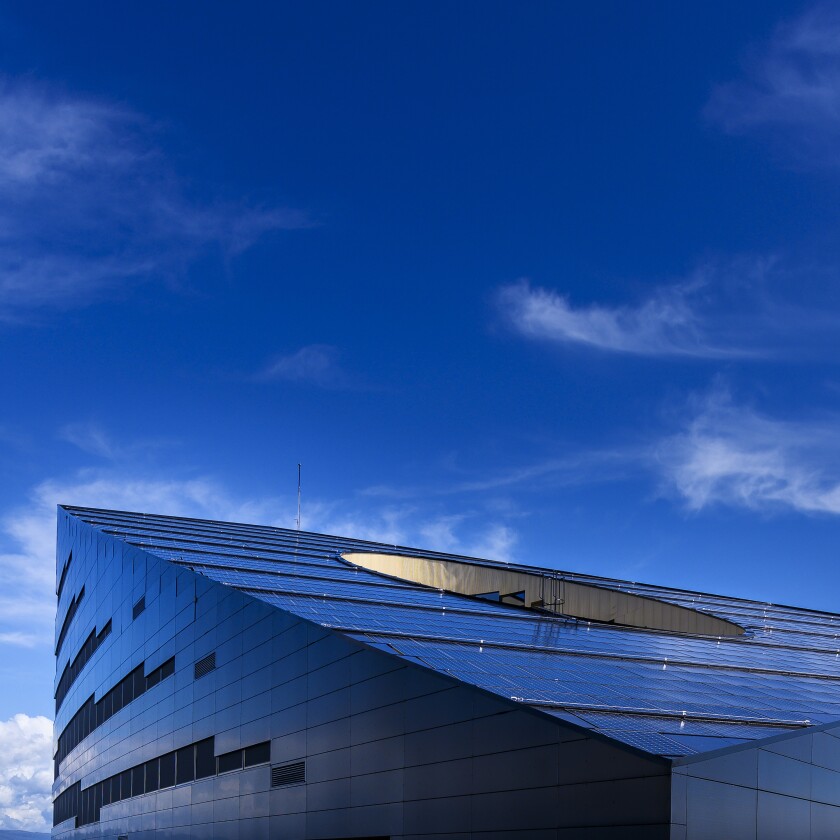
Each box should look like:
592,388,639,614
54,511,672,839
670,722,840,840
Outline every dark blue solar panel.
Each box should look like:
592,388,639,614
67,505,840,759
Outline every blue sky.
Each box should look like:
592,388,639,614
3,0,840,828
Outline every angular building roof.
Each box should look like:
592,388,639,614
63,505,840,761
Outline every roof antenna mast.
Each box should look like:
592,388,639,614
296,463,302,531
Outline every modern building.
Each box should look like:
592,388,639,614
52,505,840,840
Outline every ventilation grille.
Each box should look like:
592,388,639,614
194,652,216,679
132,596,146,619
271,761,305,787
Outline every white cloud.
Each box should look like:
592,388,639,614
296,501,518,561
0,633,39,648
706,3,840,168
497,278,744,358
58,422,119,459
461,523,518,562
256,345,354,388
657,389,840,515
0,79,310,321
0,713,53,831
57,422,175,462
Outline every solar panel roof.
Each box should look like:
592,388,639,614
63,505,840,759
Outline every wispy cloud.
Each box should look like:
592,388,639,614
497,278,747,358
706,3,840,168
0,79,311,322
58,422,120,459
256,344,356,388
0,713,53,831
0,632,39,648
657,388,840,515
58,421,173,462
293,499,518,561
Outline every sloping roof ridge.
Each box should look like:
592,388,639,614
62,504,840,621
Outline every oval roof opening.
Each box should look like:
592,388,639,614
342,551,744,637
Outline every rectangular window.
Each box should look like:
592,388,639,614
160,657,175,679
110,775,121,803
144,758,159,793
120,769,132,800
217,749,242,774
101,689,113,722
123,673,135,706
55,585,85,656
146,666,161,689
133,666,146,700
101,778,111,808
244,742,271,767
79,786,90,826
195,738,215,779
159,751,175,789
176,745,194,785
131,765,144,797
57,551,72,600
132,595,146,619
112,683,124,715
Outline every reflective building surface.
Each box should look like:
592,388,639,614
53,505,840,839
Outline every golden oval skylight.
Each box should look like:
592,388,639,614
342,551,744,637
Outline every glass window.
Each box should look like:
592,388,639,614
146,667,161,689
120,769,132,800
176,745,194,784
217,749,242,774
243,742,270,767
132,765,144,797
123,674,135,706
101,689,113,722
195,738,215,779
133,666,146,700
110,774,121,803
112,684,124,715
159,751,175,789
144,758,159,793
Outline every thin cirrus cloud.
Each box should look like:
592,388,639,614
656,389,840,516
496,279,746,358
58,422,121,460
0,79,311,322
256,344,356,388
706,3,840,168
